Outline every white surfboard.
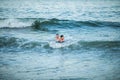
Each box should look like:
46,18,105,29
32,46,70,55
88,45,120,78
49,40,74,48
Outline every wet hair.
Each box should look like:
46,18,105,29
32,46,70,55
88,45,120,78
56,34,59,35
60,35,64,37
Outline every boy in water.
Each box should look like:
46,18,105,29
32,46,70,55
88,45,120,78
59,35,64,42
56,34,59,42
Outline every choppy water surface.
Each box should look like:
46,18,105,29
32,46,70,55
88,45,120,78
0,0,120,80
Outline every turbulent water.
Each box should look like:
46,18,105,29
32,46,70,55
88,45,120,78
0,0,120,80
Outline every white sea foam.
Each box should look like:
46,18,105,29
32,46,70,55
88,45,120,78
0,18,32,28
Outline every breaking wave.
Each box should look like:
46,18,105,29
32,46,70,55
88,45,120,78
0,18,120,29
0,36,120,52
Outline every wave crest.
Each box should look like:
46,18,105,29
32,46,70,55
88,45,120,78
0,36,120,52
0,36,51,50
0,18,120,29
67,41,120,50
0,36,20,48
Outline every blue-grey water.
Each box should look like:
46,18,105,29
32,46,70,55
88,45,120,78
0,0,120,80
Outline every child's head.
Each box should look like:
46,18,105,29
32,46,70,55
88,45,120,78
60,35,64,37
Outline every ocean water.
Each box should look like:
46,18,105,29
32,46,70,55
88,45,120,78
0,0,120,80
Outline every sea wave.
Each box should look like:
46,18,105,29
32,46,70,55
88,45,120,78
0,36,120,52
0,36,51,52
67,41,120,50
0,36,21,48
0,18,120,29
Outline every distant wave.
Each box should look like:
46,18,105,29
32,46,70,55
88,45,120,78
0,18,120,29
